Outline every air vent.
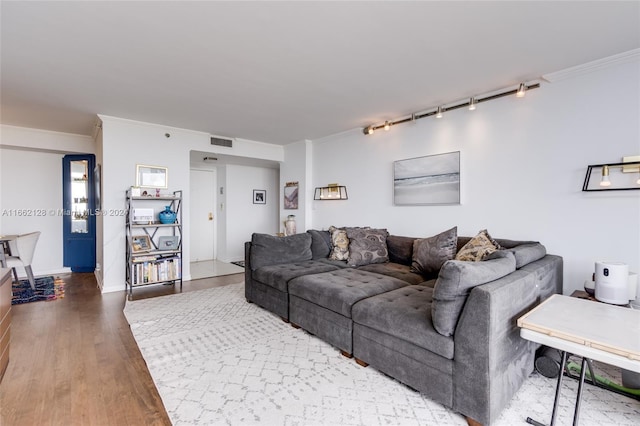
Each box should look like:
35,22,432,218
210,136,233,148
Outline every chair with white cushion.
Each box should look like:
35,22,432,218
6,231,41,290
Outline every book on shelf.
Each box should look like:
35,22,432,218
130,256,181,285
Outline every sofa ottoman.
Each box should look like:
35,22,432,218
288,268,409,354
352,284,455,408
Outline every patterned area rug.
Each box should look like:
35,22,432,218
124,283,640,426
11,276,65,305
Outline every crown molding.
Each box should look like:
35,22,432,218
542,48,640,83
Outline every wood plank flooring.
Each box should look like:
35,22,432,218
0,272,244,426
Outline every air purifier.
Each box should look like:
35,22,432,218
594,261,629,305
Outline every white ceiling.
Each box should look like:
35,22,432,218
1,1,639,145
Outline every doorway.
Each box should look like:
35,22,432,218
190,169,216,262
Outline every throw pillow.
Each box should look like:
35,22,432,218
328,226,350,261
250,233,312,270
410,226,458,278
307,229,332,259
386,235,416,266
432,250,516,336
455,229,501,262
346,228,390,267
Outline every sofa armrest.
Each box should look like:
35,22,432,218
453,254,562,425
245,241,252,301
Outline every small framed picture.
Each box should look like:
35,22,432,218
136,164,168,189
158,236,180,251
131,235,152,253
253,189,266,204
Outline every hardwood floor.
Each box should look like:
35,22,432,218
0,272,244,426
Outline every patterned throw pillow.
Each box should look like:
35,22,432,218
455,229,501,262
346,228,389,267
328,226,350,261
410,226,458,278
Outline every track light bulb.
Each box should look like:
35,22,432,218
516,83,527,98
469,98,476,111
436,107,443,118
367,126,374,135
384,121,390,131
600,165,611,187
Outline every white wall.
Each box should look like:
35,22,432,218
219,164,279,262
99,116,283,292
311,58,640,295
0,125,96,276
280,140,312,232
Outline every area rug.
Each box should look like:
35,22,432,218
11,276,65,305
124,283,640,426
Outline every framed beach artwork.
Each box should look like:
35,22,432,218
393,151,460,205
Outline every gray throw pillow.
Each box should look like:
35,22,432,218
410,226,458,278
504,243,547,269
346,228,389,267
431,250,516,336
387,235,416,266
250,233,312,270
307,229,332,259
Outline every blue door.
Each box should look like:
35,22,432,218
62,154,96,272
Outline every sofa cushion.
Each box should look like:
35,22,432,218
455,229,501,262
432,250,516,336
308,229,332,259
288,269,408,318
346,228,390,267
358,262,426,285
328,226,350,261
252,260,341,292
250,233,312,270
352,285,454,360
410,226,458,278
502,243,547,269
387,235,416,266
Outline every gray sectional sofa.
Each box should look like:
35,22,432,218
244,228,562,425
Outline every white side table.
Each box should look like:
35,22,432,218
518,294,640,426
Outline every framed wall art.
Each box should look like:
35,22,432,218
284,181,299,209
393,151,460,205
136,164,168,188
253,189,266,204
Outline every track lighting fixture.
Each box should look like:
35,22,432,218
363,82,539,136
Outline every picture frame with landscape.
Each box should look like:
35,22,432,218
393,151,460,206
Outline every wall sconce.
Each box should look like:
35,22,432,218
314,184,348,200
582,156,640,191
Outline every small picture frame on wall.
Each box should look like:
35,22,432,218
136,164,168,189
253,189,266,204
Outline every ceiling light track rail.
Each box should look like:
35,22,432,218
363,82,540,135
